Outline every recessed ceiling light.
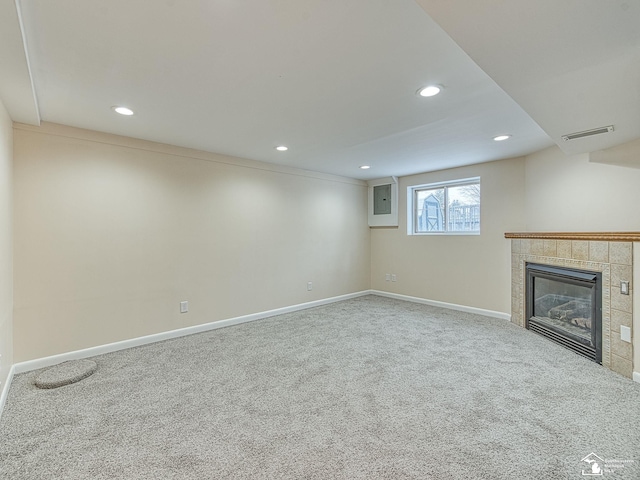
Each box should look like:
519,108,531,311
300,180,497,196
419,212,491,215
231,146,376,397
418,85,442,97
275,145,288,151
360,165,371,170
493,134,511,141
112,106,134,116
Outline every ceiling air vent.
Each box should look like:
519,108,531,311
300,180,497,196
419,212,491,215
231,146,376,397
561,125,614,141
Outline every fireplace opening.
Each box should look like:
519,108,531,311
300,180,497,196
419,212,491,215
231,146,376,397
526,263,602,363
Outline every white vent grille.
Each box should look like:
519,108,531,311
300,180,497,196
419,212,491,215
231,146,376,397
562,125,614,141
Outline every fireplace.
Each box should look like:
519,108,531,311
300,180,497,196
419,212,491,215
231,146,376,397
507,233,635,378
526,263,602,363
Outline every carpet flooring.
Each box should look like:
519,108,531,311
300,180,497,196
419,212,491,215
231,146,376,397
1,295,639,479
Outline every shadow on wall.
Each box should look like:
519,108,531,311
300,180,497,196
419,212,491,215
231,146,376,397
590,138,640,170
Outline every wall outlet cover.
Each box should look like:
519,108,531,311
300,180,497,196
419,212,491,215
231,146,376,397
620,281,630,295
620,325,631,343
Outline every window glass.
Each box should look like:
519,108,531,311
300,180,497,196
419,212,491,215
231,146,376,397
408,178,480,235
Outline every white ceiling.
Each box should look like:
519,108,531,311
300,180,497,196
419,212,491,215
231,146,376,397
1,0,637,180
417,0,640,157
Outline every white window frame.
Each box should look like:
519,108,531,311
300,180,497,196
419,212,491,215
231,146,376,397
407,177,480,236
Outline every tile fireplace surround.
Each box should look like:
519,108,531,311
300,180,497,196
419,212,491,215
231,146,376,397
505,232,638,379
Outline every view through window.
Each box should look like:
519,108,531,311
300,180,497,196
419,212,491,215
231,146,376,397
408,178,480,234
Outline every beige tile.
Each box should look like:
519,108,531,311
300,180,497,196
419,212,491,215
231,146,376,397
556,240,571,259
510,296,523,326
512,262,524,281
611,286,633,313
588,241,609,262
555,258,568,268
521,239,531,254
543,240,557,257
602,350,611,368
511,239,521,254
602,266,611,286
566,258,584,270
609,242,632,265
610,354,633,378
531,239,544,256
513,254,524,270
515,298,523,315
513,281,522,298
611,264,632,287
512,271,521,288
602,298,611,318
602,336,611,361
611,334,633,360
603,318,611,337
611,309,632,332
571,241,589,260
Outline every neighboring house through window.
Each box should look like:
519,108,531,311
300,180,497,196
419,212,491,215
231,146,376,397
407,177,480,235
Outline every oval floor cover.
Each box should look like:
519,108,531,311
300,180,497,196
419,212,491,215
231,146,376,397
34,360,98,389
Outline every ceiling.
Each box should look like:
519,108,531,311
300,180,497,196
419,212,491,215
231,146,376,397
0,0,638,180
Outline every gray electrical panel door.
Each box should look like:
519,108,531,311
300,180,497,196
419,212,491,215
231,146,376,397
373,184,391,215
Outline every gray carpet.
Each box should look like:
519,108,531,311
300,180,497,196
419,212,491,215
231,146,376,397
1,295,639,479
34,359,98,389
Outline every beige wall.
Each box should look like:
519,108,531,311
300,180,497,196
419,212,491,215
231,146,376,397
13,123,370,362
527,144,640,376
370,145,639,375
370,157,526,314
525,145,640,232
9,122,640,375
635,245,640,379
0,100,13,389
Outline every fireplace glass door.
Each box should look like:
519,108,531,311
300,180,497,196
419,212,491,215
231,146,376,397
526,263,602,363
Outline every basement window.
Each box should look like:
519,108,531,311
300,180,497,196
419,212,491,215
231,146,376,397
407,177,480,235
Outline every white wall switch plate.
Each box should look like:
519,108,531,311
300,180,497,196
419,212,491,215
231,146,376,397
180,301,188,313
307,282,313,291
385,273,391,281
620,325,631,343
391,274,397,282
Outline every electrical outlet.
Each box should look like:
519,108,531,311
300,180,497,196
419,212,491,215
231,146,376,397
621,281,630,295
180,301,188,313
307,282,313,291
391,274,397,282
385,273,391,281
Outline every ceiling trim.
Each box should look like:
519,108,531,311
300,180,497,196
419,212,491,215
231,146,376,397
0,0,40,125
14,122,367,187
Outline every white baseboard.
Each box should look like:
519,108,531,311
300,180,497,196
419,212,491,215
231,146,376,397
0,289,521,420
370,290,511,321
6,290,508,377
0,364,16,422
3,289,632,419
12,291,371,375
634,372,640,384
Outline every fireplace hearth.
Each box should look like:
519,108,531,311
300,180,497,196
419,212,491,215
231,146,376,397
526,263,602,363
